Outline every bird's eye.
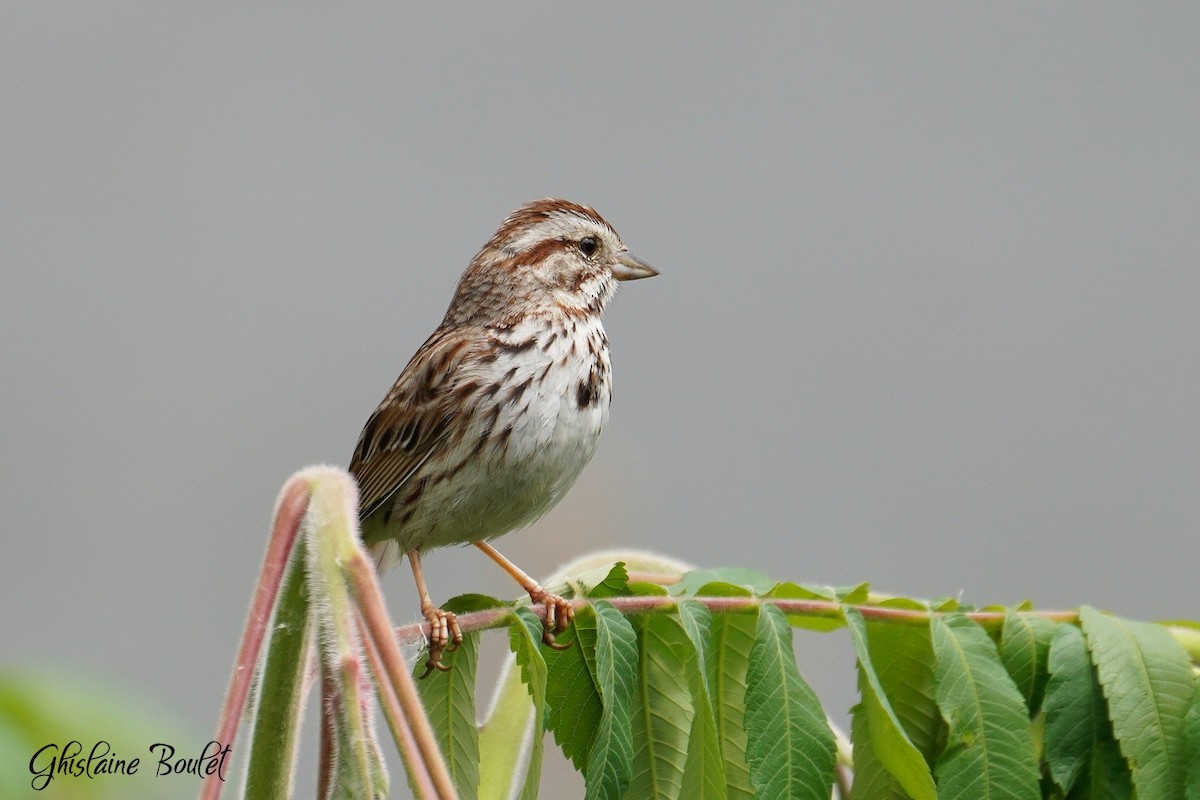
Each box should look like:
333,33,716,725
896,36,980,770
578,236,599,257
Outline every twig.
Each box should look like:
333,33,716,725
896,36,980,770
393,596,1081,641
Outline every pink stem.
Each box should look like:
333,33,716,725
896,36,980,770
348,549,459,799
393,596,1080,642
356,605,438,799
202,477,310,800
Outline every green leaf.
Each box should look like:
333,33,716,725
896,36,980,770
444,592,510,613
1162,620,1200,665
509,608,549,800
477,657,536,800
1186,680,1200,800
589,562,632,599
850,701,911,800
544,611,602,773
769,581,837,601
585,601,638,800
863,612,943,761
931,614,1040,800
678,599,714,690
1042,624,1131,799
744,604,836,799
767,583,845,632
708,609,758,799
930,597,961,613
850,610,943,800
695,581,756,598
670,568,775,596
874,596,934,612
624,612,697,799
999,611,1058,714
1080,606,1195,800
682,660,729,800
837,582,872,604
677,601,728,799
845,607,936,800
415,620,480,799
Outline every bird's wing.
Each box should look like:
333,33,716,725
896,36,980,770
348,325,483,521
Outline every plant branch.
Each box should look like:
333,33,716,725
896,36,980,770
203,475,310,800
393,596,1082,642
356,605,439,800
307,472,386,797
348,547,459,799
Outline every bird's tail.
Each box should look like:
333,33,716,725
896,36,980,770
369,539,404,575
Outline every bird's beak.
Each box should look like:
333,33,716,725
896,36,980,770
612,252,659,281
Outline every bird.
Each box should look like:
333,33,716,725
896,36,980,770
348,199,657,675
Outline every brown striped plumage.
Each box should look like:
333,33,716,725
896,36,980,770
349,199,657,674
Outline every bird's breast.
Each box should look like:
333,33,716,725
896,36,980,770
399,315,611,548
492,315,611,471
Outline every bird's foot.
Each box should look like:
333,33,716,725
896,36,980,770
418,604,462,678
529,587,575,650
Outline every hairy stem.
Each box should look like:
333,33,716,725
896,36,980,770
348,548,459,799
393,596,1082,643
203,475,310,800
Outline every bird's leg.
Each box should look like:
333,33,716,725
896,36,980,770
407,549,462,678
473,541,574,649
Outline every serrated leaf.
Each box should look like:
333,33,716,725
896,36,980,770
851,611,944,800
1080,605,1195,800
845,607,936,800
670,568,776,596
850,700,910,800
999,611,1058,714
767,583,845,632
708,610,757,800
624,613,697,799
544,612,602,773
629,580,671,596
744,604,836,799
837,582,872,604
875,596,934,612
477,657,536,800
508,607,549,800
415,628,480,800
414,594,494,797
1042,624,1131,800
1186,680,1200,800
864,614,943,762
682,661,728,800
678,600,713,690
444,592,510,613
769,581,837,601
696,581,756,598
931,614,1040,800
589,562,632,599
586,601,638,800
1163,621,1200,665
677,601,727,799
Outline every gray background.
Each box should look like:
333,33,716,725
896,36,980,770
3,3,1198,796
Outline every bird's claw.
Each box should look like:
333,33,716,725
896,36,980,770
530,588,575,650
418,605,462,679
